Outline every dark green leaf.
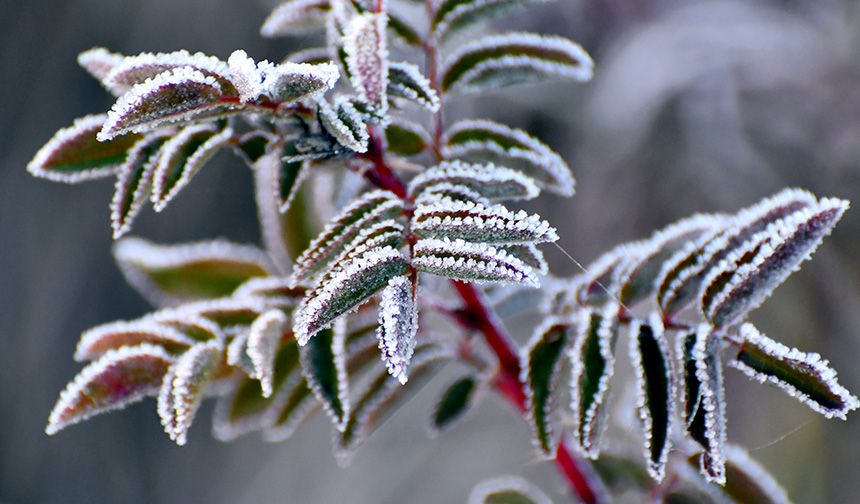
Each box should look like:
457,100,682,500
432,375,478,432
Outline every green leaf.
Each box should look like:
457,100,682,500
294,246,409,344
158,339,224,445
442,119,572,196
441,32,593,94
110,133,169,239
300,320,350,431
335,344,448,463
260,0,330,38
721,445,792,504
318,99,369,153
412,198,558,244
213,339,301,441
75,319,196,361
413,238,539,286
569,304,618,459
99,67,227,140
409,160,540,202
629,317,674,481
681,325,727,485
46,343,173,435
263,377,318,442
521,318,573,456
432,375,479,432
276,153,309,214
388,14,423,46
433,0,551,40
387,62,439,111
28,114,142,183
702,197,848,328
113,237,272,305
151,124,233,211
731,323,858,419
292,190,403,283
385,118,430,156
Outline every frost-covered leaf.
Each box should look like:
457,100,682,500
213,339,301,441
412,198,558,244
260,0,330,37
488,283,546,320
46,344,173,435
28,114,141,183
701,197,848,327
114,237,272,305
409,160,540,202
247,310,290,397
628,316,674,482
147,310,224,342
78,47,125,88
432,375,479,432
499,244,547,276
468,475,552,504
415,183,490,207
151,124,233,211
413,237,539,286
681,325,727,485
261,61,340,104
99,67,227,141
285,47,332,65
320,219,407,279
657,188,817,316
387,62,439,112
569,304,619,458
335,344,448,462
521,317,573,456
233,277,306,306
730,323,858,419
344,13,389,113
235,130,277,165
292,190,403,282
721,445,792,504
294,246,408,344
616,214,726,306
387,14,422,47
275,154,309,215
442,32,593,93
573,244,635,308
318,99,369,153
433,0,551,40
158,339,223,445
75,319,196,361
175,297,271,327
300,320,349,430
384,117,430,156
102,50,235,97
443,120,572,196
228,49,338,104
110,133,169,239
377,276,419,384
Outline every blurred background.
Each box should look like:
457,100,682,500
2,0,859,502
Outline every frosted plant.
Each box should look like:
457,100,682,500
27,0,856,502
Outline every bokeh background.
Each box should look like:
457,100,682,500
2,0,860,502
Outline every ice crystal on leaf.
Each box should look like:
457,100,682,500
77,47,125,88
442,32,593,93
413,237,540,287
731,324,859,419
261,0,330,38
99,67,227,141
27,114,141,183
247,310,290,397
409,160,540,202
344,13,389,114
377,276,419,384
47,344,174,435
